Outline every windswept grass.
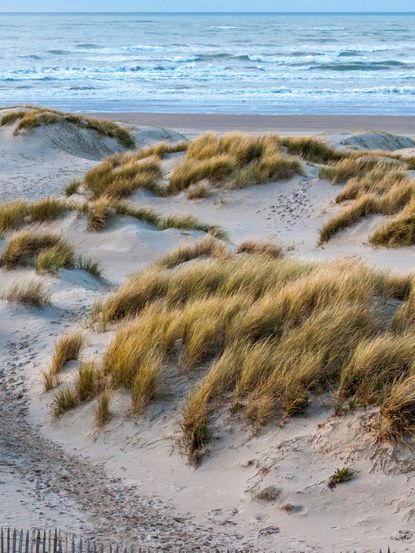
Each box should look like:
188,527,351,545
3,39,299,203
95,389,111,429
35,242,75,273
65,179,81,197
84,155,163,199
319,164,415,243
319,157,398,184
156,235,227,269
68,252,415,463
281,136,347,164
51,361,104,418
3,279,51,308
49,332,84,377
0,227,62,267
0,198,73,236
236,239,284,259
1,107,135,148
168,132,303,194
186,180,210,200
135,141,188,160
85,199,226,239
369,199,415,248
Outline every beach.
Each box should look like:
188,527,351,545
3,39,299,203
1,105,415,551
89,113,415,136
2,9,415,552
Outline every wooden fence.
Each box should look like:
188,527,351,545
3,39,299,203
0,528,394,553
0,529,149,553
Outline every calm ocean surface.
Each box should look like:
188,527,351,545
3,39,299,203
1,13,415,114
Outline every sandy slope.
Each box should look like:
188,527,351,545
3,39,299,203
2,118,415,551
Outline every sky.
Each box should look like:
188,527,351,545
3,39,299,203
1,0,414,12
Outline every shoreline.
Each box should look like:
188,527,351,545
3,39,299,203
85,112,415,136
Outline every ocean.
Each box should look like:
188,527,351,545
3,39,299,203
1,12,415,114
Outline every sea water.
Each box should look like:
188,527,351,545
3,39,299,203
1,12,415,114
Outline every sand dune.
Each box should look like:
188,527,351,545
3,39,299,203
2,112,415,551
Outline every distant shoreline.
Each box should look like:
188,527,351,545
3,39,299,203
2,12,415,15
86,112,415,137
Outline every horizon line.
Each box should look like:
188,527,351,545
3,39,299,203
1,11,415,15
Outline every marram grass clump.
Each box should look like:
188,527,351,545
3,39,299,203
50,249,415,465
1,106,135,148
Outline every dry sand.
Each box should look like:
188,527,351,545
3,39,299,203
2,111,415,552
87,112,415,139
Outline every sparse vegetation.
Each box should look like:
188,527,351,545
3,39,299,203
281,136,347,164
95,389,111,429
76,256,102,279
319,157,398,184
328,467,354,489
186,180,210,200
65,179,81,197
1,107,135,148
0,227,62,267
3,279,51,308
237,239,284,259
49,332,84,379
0,198,73,236
156,235,227,269
35,242,75,273
319,163,415,243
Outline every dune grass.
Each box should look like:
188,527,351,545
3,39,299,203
319,164,415,244
64,251,415,464
3,279,51,308
84,154,163,199
35,242,75,273
0,227,63,267
1,107,135,148
281,136,347,164
369,199,415,248
156,235,227,269
51,361,104,418
236,239,284,259
168,133,303,194
65,179,81,197
85,198,226,239
95,389,111,429
319,158,399,184
186,180,210,200
0,198,73,237
49,332,84,377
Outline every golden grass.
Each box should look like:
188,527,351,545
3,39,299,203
168,132,303,194
135,141,188,160
0,227,62,267
1,107,135,148
95,389,111,428
65,179,81,197
0,198,72,236
70,252,415,463
319,158,398,184
35,242,75,273
4,279,51,308
319,164,415,243
49,332,84,377
186,180,210,200
51,361,104,417
156,236,227,269
380,374,415,439
236,239,283,259
369,199,415,247
84,155,163,199
281,136,347,164
84,198,226,238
